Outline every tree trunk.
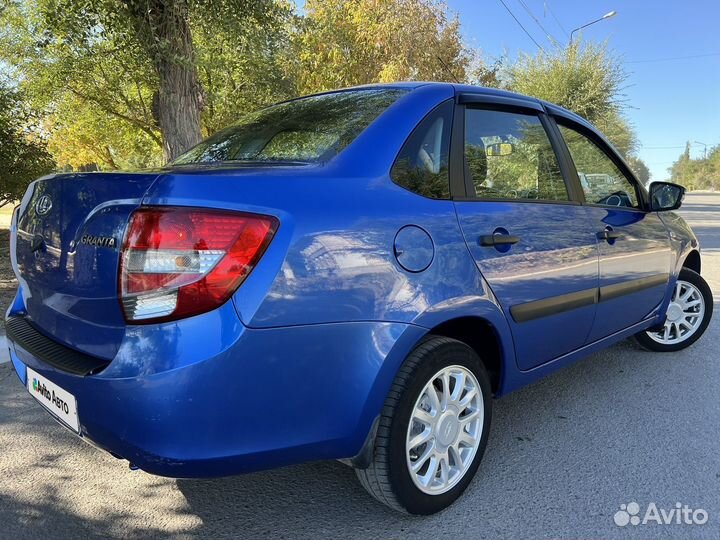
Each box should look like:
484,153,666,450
155,43,203,161
126,0,203,162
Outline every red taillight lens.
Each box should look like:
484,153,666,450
119,207,278,323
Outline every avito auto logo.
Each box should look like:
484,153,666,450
32,377,70,415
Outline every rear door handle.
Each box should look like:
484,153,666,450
597,230,622,241
479,234,520,247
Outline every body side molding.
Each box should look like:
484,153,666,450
510,273,670,323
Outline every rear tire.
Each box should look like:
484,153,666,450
635,268,713,352
355,336,492,514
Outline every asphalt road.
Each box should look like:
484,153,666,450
1,193,719,539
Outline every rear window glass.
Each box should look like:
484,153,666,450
172,89,407,165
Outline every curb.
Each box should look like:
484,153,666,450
0,334,9,364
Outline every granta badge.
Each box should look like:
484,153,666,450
80,235,117,248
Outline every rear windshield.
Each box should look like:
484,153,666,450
172,89,407,165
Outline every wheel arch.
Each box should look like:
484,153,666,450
423,316,505,394
348,301,515,468
682,249,701,274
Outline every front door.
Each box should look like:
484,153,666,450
454,103,600,371
554,122,673,340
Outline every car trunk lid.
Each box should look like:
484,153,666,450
14,172,161,360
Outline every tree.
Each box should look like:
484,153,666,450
113,0,203,160
2,0,487,169
293,0,474,94
668,142,719,191
626,156,650,186
506,41,637,157
0,0,293,164
45,92,162,170
0,83,55,207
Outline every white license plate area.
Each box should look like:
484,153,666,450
26,367,80,433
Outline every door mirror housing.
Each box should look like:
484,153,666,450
649,181,685,212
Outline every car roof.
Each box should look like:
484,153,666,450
282,82,587,126
348,81,589,125
354,81,540,101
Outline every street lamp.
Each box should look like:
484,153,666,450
570,11,617,43
694,141,708,159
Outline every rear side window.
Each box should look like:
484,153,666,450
391,100,453,199
558,124,639,208
464,108,568,201
172,89,407,165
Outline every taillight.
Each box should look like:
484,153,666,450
119,207,278,323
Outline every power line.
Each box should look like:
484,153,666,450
627,52,720,64
641,145,687,150
642,142,717,150
497,0,545,51
543,1,569,38
516,0,560,46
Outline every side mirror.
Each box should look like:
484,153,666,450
649,181,685,212
486,142,514,157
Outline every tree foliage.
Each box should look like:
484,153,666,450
293,0,472,94
0,0,294,167
626,155,651,186
0,82,55,207
668,142,719,191
506,41,637,157
2,0,481,172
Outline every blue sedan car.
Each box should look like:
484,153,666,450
5,82,713,514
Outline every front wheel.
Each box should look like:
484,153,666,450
355,336,492,514
635,268,713,352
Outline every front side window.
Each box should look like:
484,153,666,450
391,100,453,199
464,108,568,201
558,124,639,208
172,89,407,165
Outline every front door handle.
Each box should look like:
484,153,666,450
479,234,521,247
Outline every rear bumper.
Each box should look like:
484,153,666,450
6,303,424,477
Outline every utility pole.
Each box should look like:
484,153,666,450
694,141,713,191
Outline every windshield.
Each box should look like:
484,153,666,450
172,89,407,165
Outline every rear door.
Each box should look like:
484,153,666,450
452,95,600,371
551,117,672,340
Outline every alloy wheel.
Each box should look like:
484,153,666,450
647,279,705,345
405,365,483,495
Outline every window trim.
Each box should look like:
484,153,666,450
549,115,650,212
457,92,544,113
455,102,578,205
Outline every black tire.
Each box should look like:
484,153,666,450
355,336,492,515
635,268,713,352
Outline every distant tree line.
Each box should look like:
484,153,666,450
0,0,653,206
668,142,719,191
